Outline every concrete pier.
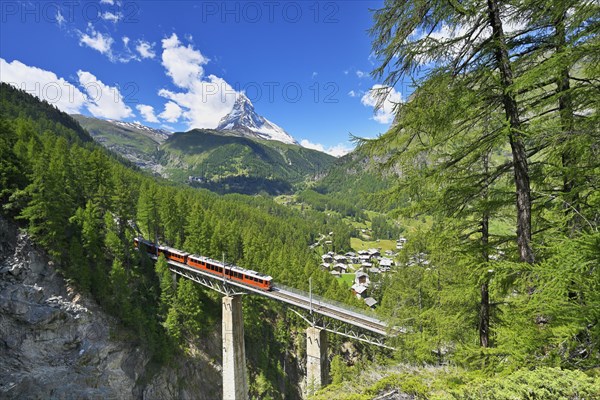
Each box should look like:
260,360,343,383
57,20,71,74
222,295,248,400
306,326,328,396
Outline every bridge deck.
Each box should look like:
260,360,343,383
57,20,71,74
161,257,389,336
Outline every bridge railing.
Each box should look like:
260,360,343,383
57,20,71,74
274,282,382,322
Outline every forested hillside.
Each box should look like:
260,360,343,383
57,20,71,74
0,82,358,399
301,145,395,216
73,116,335,196
313,0,599,398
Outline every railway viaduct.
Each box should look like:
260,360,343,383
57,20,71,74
150,254,393,400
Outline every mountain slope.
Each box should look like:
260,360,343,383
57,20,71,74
216,93,297,145
310,146,395,211
160,129,334,194
72,116,335,195
71,115,168,171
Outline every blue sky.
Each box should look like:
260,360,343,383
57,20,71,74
0,0,405,156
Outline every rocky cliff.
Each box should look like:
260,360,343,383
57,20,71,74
0,216,221,399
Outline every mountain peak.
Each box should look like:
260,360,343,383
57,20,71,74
216,94,297,145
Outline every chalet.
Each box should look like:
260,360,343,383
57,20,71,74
364,297,378,308
379,258,394,268
330,270,341,277
359,254,371,262
349,256,361,264
355,271,370,286
333,263,348,273
361,262,373,269
368,248,381,258
321,254,333,263
358,250,370,256
320,263,331,271
369,267,381,274
351,283,368,298
396,237,407,249
333,255,347,264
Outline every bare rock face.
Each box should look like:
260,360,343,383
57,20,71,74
0,216,220,399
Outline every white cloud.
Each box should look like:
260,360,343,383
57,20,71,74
312,71,318,79
348,90,360,98
159,101,183,122
77,70,133,119
158,33,238,129
77,24,145,63
101,11,122,23
56,10,65,27
361,84,402,124
300,139,353,158
0,58,87,114
100,0,114,4
356,70,369,79
161,33,208,88
136,104,159,123
136,40,156,59
78,23,114,57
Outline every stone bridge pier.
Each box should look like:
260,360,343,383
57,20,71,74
222,295,248,400
306,326,328,396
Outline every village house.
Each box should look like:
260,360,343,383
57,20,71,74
320,263,331,271
369,266,381,274
333,263,348,273
351,283,368,298
368,248,381,258
361,262,373,270
364,297,378,308
379,258,394,269
321,254,333,263
396,237,407,249
355,270,370,286
333,255,347,264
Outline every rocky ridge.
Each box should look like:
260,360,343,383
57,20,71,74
0,216,221,399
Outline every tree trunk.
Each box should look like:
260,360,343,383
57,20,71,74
555,12,580,233
487,0,534,264
479,151,491,348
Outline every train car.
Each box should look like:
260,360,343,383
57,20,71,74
135,238,273,291
134,237,157,254
157,245,189,264
187,254,273,291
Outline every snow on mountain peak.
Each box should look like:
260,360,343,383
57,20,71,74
108,120,171,138
216,94,297,145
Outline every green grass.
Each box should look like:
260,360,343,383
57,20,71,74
339,273,355,287
351,237,397,252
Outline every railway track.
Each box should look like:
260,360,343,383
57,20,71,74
269,286,389,335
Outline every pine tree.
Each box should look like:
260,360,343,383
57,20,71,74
370,0,537,262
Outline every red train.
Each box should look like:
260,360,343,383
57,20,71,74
134,237,273,291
